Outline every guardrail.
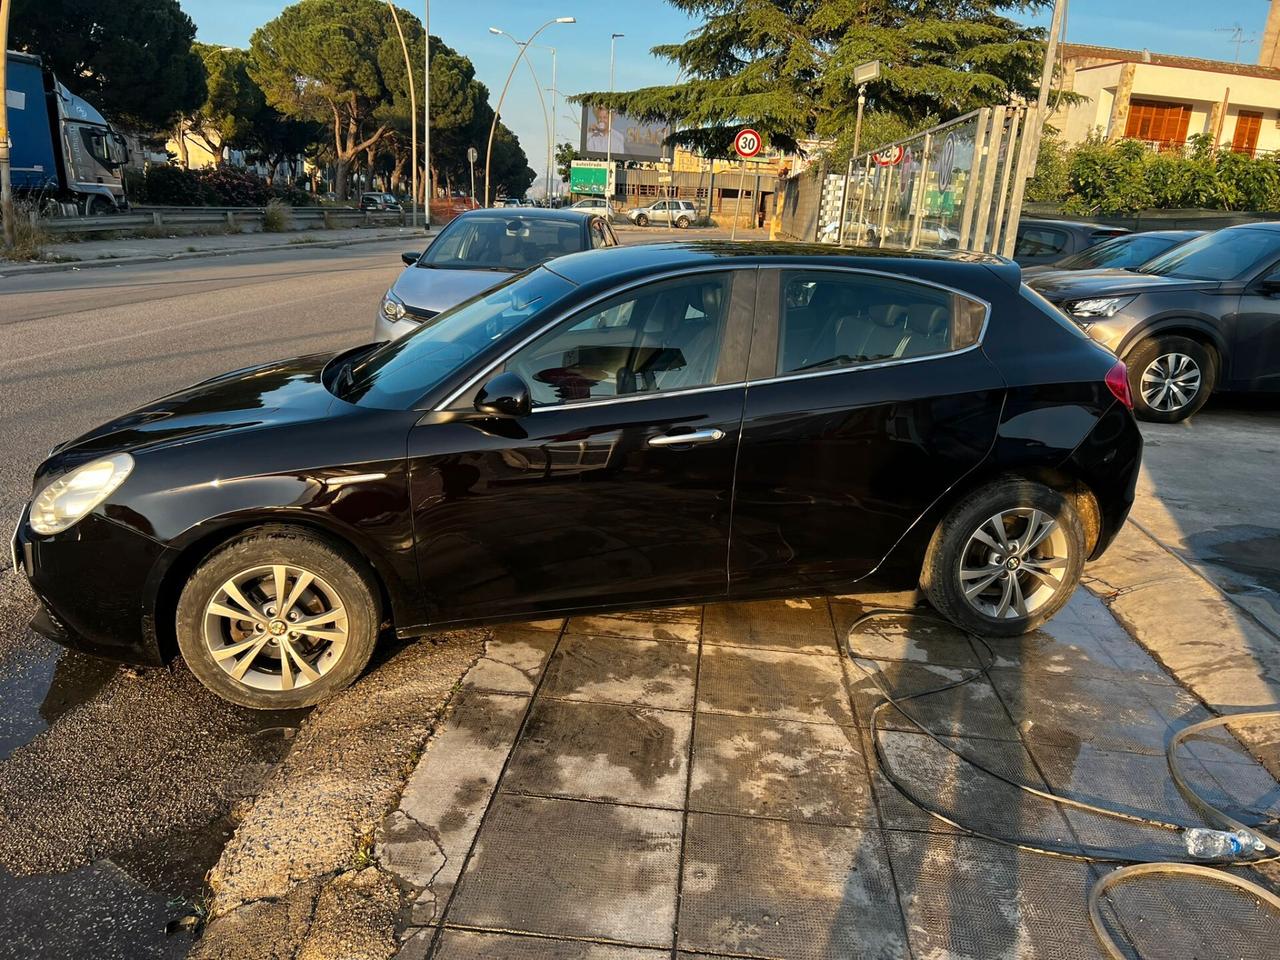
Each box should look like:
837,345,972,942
40,205,407,235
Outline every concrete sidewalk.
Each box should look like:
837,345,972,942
376,585,1280,959
1,226,417,276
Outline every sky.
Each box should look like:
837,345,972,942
184,0,1273,193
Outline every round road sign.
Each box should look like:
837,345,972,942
873,145,904,166
734,128,763,159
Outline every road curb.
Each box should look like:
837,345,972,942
0,230,419,278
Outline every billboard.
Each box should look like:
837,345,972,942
580,104,671,162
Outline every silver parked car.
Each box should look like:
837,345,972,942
624,199,698,228
376,208,618,341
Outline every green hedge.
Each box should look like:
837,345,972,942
1027,134,1280,215
128,164,315,208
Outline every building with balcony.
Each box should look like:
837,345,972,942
1049,12,1280,157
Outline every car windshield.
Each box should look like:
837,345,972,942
1056,234,1183,270
1141,228,1280,280
417,216,586,271
335,267,576,409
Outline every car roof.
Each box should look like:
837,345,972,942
1020,218,1128,232
1221,221,1280,233
542,240,1019,289
453,207,594,223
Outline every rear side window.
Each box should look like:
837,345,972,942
776,271,986,375
1015,227,1069,258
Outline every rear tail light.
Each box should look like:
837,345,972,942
1105,361,1133,410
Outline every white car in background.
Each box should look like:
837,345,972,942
624,199,698,228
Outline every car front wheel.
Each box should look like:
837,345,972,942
176,526,381,709
634,214,649,226
1127,335,1215,423
921,478,1085,637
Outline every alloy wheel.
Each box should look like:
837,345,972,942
202,564,349,692
1140,352,1201,413
958,508,1071,620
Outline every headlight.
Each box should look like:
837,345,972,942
30,453,134,535
380,291,406,323
1067,296,1135,319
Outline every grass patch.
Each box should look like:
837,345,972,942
263,200,293,233
2,202,50,261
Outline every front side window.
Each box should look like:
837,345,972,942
590,220,609,249
777,271,985,375
507,274,731,407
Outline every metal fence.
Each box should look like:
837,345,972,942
39,206,406,236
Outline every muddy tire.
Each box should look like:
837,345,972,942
921,478,1085,637
1127,335,1215,423
176,526,380,709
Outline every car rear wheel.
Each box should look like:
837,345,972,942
675,215,691,229
176,526,380,709
921,478,1085,637
1127,335,1215,423
635,213,649,226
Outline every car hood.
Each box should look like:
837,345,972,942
389,265,510,314
50,353,341,463
1026,268,1219,302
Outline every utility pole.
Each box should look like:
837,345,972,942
545,46,557,203
423,0,431,229
607,32,623,194
0,0,15,250
385,2,418,228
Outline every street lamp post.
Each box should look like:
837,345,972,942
385,1,418,228
484,17,574,207
545,46,558,202
607,33,623,182
490,30,553,204
423,0,431,229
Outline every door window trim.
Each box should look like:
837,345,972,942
434,264,758,412
746,265,991,387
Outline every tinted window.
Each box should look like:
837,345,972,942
1056,234,1182,270
339,268,575,409
419,216,587,271
507,274,731,407
777,271,984,375
589,220,609,249
1015,227,1069,258
1142,227,1280,280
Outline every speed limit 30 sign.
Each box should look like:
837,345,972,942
734,128,763,159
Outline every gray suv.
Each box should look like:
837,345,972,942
1026,223,1280,421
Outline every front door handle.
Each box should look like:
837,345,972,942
648,428,725,448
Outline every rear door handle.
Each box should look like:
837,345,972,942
648,428,725,448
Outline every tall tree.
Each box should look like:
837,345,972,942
249,0,418,199
10,0,205,130
555,142,579,182
183,44,266,163
574,0,1047,158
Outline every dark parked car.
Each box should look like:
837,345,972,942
377,208,618,341
14,242,1141,709
1027,222,1280,421
1014,218,1130,267
359,192,402,212
1022,230,1204,277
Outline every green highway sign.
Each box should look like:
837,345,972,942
570,161,612,197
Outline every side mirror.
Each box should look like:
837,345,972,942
401,251,421,266
474,372,531,419
1260,272,1280,294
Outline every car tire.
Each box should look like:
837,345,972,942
84,195,115,216
1126,335,1215,423
920,477,1086,637
176,525,381,709
675,215,691,229
635,214,649,226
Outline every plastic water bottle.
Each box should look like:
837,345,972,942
1183,827,1266,860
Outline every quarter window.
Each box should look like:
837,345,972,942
1015,227,1069,258
507,274,731,407
776,271,984,375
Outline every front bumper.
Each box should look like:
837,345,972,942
12,506,167,666
373,311,421,342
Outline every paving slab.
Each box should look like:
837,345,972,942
689,712,874,826
503,698,691,808
885,831,1108,960
379,690,529,925
846,657,1021,741
831,603,981,667
462,625,560,697
696,645,854,725
447,793,682,947
419,929,669,959
677,813,908,960
541,634,698,711
702,597,837,655
565,607,701,643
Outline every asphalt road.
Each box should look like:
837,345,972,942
0,241,408,959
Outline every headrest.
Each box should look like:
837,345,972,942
907,305,949,336
871,304,907,328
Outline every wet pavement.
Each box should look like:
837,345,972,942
380,593,1280,959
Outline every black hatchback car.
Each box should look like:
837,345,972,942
14,243,1142,709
